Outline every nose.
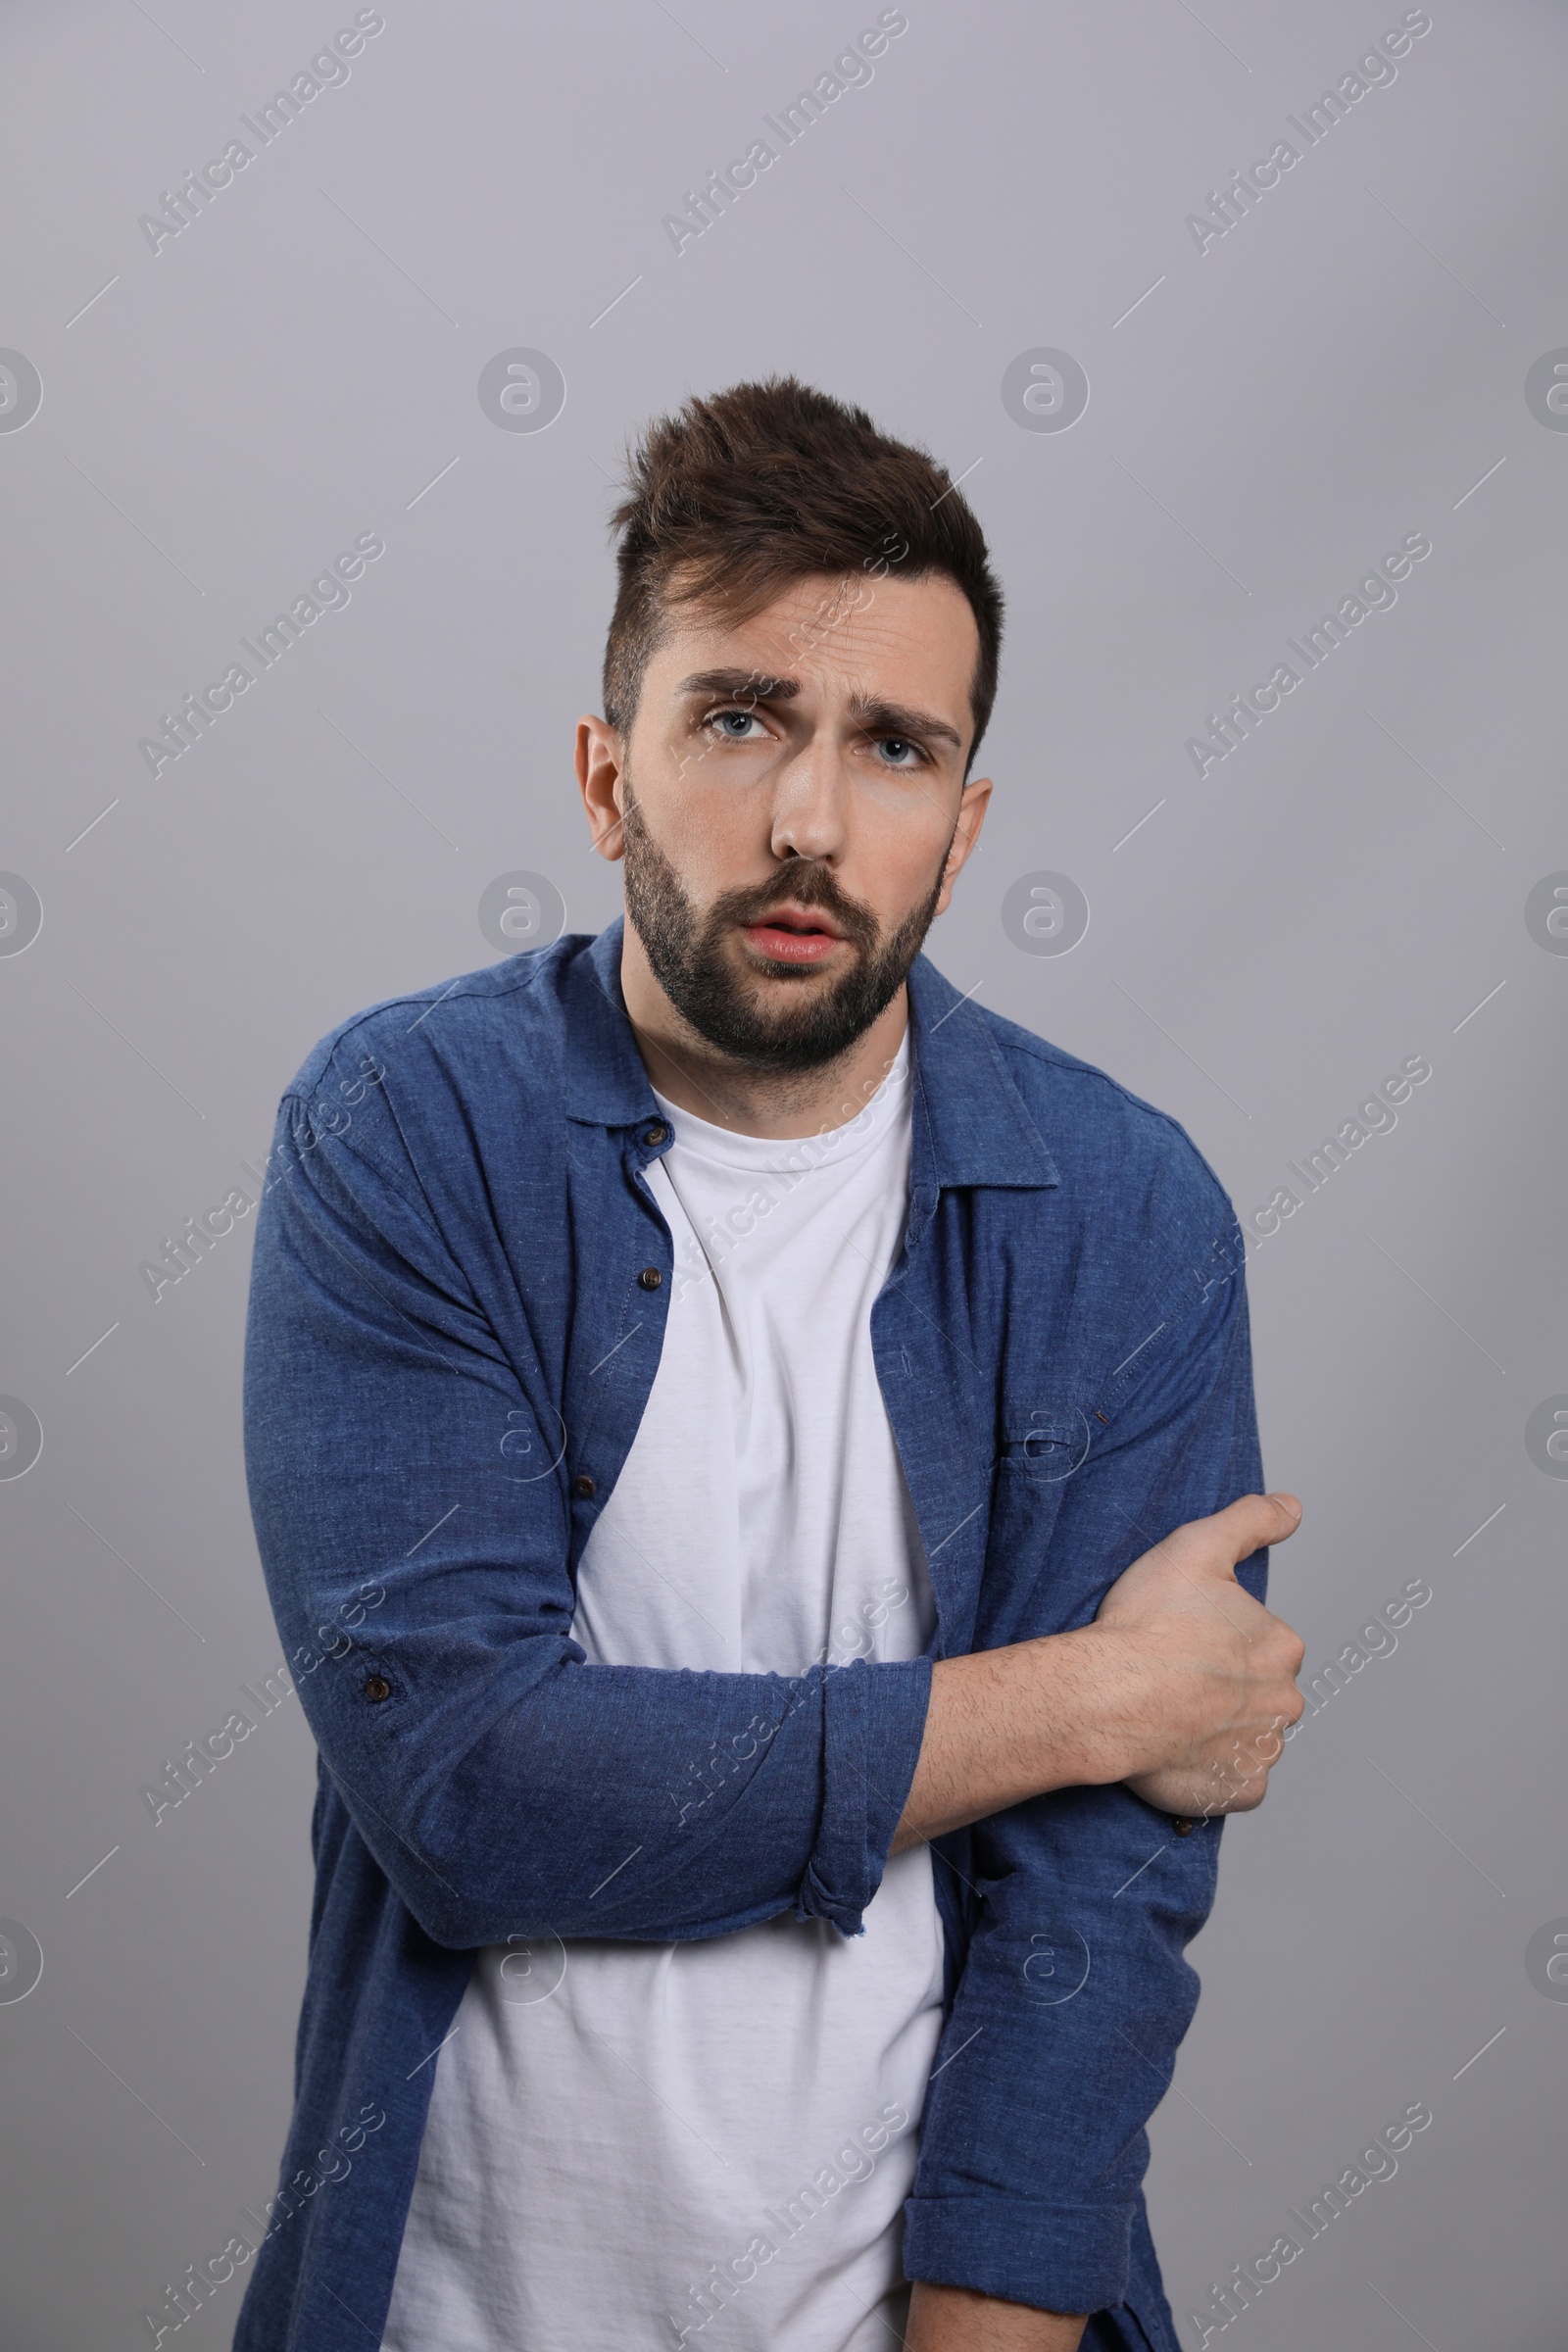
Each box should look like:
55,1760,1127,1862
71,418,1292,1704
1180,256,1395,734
768,732,850,865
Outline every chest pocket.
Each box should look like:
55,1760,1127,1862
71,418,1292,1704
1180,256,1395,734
996,1397,1093,1486
980,1395,1095,1645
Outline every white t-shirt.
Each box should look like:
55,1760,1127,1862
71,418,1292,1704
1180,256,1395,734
381,1029,945,2352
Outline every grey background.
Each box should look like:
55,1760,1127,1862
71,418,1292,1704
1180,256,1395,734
1,1,1564,2343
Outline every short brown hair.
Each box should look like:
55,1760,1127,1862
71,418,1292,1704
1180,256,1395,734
602,376,1004,769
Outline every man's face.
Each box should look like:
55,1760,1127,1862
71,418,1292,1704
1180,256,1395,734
578,569,992,1072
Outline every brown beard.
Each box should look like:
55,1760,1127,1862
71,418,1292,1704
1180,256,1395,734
618,783,952,1073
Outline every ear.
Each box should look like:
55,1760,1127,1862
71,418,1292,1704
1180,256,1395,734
933,774,993,916
576,715,627,861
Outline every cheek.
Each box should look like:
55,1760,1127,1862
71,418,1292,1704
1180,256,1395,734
674,785,779,898
635,738,769,871
848,786,958,897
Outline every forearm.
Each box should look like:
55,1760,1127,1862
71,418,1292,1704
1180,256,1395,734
890,1626,1139,1853
906,2280,1085,2349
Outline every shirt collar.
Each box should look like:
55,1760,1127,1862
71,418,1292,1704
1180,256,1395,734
561,918,658,1127
906,954,1058,1191
565,917,1058,1192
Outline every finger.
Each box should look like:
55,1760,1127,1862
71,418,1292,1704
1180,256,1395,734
1193,1491,1302,1575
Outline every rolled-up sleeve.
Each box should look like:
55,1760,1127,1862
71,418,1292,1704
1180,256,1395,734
903,1198,1264,2316
243,1083,930,1951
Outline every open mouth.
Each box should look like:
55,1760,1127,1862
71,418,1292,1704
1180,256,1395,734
738,907,846,965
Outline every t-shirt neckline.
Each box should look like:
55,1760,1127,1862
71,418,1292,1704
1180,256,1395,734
650,1030,911,1175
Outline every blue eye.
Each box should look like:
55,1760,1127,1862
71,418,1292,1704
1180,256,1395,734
706,707,762,739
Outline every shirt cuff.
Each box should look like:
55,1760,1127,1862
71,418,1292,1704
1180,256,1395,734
794,1654,931,1937
902,2191,1136,2316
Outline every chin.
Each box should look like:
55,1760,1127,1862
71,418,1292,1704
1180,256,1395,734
743,955,836,984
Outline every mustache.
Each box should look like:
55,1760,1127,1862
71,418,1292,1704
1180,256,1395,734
708,863,879,953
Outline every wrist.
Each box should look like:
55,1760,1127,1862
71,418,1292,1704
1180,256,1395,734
906,2279,1088,2350
892,1622,1155,1853
1020,1623,1145,1790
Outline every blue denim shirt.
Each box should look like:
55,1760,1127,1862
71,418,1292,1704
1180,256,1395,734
234,919,1264,2352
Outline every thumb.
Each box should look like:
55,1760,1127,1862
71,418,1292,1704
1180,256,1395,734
1200,1491,1302,1574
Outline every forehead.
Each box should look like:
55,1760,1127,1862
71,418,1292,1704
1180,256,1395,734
648,569,980,712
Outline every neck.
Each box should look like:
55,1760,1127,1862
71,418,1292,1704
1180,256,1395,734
618,929,909,1141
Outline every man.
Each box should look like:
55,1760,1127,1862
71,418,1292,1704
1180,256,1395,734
235,378,1304,2352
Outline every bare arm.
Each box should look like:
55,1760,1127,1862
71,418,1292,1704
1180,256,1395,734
906,2280,1087,2350
891,1493,1304,1853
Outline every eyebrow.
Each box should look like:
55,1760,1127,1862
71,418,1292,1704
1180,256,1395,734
674,670,964,755
847,693,964,755
676,667,799,702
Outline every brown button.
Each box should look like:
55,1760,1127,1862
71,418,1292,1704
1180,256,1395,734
571,1473,597,1499
1172,1817,1195,1837
638,1266,663,1291
644,1124,669,1148
364,1676,391,1702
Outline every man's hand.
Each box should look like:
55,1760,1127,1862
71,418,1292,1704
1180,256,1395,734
905,2279,1086,2349
891,1493,1304,1850
1096,1492,1305,1818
